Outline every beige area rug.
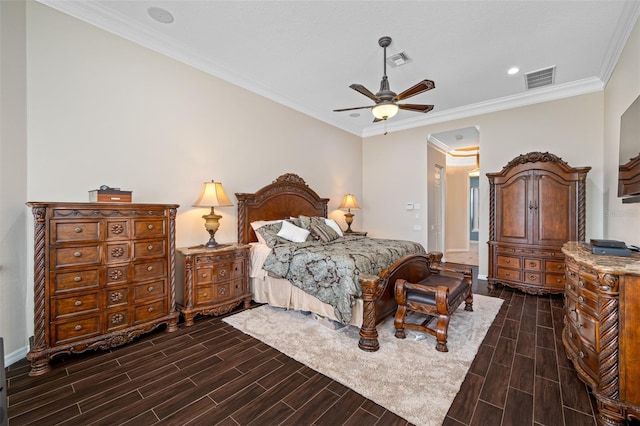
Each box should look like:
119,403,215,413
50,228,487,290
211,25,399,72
223,294,503,426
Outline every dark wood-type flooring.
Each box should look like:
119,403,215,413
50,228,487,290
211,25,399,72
5,280,630,425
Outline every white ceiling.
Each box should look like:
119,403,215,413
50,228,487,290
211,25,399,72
38,0,640,143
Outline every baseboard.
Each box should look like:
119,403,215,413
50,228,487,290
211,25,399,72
477,274,488,280
4,345,28,368
446,249,468,253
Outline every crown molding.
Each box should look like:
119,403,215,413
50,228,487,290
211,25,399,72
598,1,640,86
361,77,604,138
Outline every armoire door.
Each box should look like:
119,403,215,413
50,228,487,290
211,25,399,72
533,170,577,246
494,171,532,245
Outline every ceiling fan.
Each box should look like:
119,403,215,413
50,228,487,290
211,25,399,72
334,36,435,122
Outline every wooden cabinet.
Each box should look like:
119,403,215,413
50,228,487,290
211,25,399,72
26,202,180,376
562,242,640,425
487,152,590,294
177,244,251,326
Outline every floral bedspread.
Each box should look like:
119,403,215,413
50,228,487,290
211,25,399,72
262,235,425,323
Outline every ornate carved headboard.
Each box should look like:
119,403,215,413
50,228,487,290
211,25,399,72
235,173,329,244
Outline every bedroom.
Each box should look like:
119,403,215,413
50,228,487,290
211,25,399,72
2,0,640,424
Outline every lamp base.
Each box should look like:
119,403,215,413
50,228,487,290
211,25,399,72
344,212,355,233
204,232,219,248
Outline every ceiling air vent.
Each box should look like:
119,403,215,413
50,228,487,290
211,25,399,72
525,66,555,90
387,51,412,68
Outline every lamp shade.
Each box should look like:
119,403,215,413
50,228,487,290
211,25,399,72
193,180,233,208
372,102,399,120
339,194,361,211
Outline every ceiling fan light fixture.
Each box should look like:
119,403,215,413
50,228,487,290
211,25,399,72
372,102,399,120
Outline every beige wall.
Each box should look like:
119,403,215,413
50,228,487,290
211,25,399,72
603,16,640,245
2,1,362,363
0,0,28,363
364,91,605,278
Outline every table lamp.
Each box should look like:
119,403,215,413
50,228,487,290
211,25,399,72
338,194,361,233
193,180,233,247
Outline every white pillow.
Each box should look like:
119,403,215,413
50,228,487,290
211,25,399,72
250,220,282,245
324,218,344,237
277,220,311,243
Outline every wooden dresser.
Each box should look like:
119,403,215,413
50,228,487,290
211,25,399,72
487,152,590,294
26,202,180,376
177,244,251,326
562,242,640,425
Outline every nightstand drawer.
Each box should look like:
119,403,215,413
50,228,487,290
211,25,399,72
195,267,214,284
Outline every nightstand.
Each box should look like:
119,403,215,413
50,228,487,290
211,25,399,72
344,231,368,237
177,243,251,326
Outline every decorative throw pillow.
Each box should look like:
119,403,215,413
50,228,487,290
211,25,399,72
310,219,341,243
251,220,283,245
277,220,311,243
255,222,287,247
324,218,344,237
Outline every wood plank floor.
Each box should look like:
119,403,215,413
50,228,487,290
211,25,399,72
4,281,617,425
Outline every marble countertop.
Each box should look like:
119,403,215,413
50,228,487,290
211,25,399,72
562,241,640,275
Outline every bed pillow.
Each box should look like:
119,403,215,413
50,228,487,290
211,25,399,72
324,218,344,237
255,222,287,247
251,220,282,245
277,220,311,243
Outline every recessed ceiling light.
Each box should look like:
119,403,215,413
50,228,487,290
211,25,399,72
349,113,360,118
507,67,520,75
148,7,174,24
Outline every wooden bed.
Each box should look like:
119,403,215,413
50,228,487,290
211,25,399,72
236,173,468,351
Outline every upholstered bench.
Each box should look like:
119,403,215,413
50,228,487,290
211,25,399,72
393,253,473,352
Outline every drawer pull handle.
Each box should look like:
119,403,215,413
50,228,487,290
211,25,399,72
505,259,510,263
220,270,226,277
74,276,82,282
568,284,572,290
557,264,563,269
579,280,585,287
505,272,510,276
74,300,82,306
74,325,82,331
147,266,153,272
148,307,154,313
557,278,562,283
569,331,573,338
579,351,585,359
203,292,208,297
529,274,536,280
201,273,208,278
219,287,227,295
110,292,124,302
147,286,154,292
147,245,154,251
74,227,82,233
578,296,584,303
147,224,154,230
74,251,82,257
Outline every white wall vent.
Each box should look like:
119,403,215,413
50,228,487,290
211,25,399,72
387,52,412,68
525,66,555,89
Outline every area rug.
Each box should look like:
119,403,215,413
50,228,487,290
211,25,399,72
223,294,503,426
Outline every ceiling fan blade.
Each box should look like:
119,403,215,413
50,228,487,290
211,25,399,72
350,84,379,101
395,80,435,101
398,103,434,113
333,106,373,112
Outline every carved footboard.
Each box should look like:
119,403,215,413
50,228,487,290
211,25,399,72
358,252,473,351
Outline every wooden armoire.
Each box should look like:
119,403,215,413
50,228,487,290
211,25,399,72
487,152,591,294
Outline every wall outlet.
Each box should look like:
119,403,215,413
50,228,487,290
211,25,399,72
405,202,414,210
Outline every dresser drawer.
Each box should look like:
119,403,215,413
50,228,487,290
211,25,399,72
575,309,597,347
51,221,100,243
105,242,130,264
106,265,129,285
105,308,129,331
545,260,565,273
497,255,521,268
134,279,165,302
545,273,566,288
106,220,129,240
52,269,100,293
52,293,100,319
53,245,101,268
497,267,520,281
53,316,101,344
524,271,541,284
106,287,129,308
133,239,166,260
133,219,166,239
133,259,165,281
134,299,166,323
524,258,541,270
